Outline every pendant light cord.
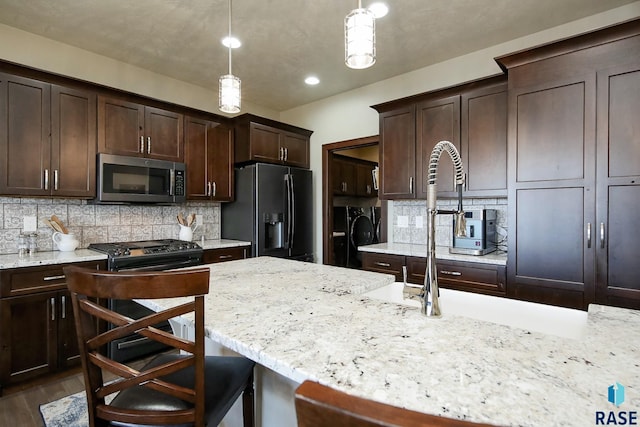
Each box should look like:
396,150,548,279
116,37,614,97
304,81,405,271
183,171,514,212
228,0,232,75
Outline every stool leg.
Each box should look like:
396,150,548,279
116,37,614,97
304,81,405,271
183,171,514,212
242,371,255,427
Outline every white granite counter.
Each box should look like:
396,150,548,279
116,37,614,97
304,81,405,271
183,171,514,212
359,242,508,266
140,257,639,427
0,249,108,269
0,239,250,269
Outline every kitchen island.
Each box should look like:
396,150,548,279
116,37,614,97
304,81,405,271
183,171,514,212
141,257,639,427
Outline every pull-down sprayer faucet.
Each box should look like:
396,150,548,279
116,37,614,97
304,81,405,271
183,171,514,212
422,141,466,317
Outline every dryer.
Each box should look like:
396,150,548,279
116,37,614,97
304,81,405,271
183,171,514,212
347,207,374,268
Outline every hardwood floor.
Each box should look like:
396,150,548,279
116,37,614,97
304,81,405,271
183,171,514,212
0,355,156,427
0,368,85,427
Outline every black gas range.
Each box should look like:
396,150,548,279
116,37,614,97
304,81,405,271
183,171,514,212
89,239,203,272
88,239,205,362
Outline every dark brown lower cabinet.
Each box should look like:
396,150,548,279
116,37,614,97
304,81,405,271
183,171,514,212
202,245,250,264
0,260,106,393
362,252,506,296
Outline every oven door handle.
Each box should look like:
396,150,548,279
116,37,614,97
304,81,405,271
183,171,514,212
115,259,200,272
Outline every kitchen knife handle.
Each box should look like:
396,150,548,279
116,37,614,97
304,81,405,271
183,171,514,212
600,222,605,249
587,223,591,248
44,169,49,190
140,136,144,153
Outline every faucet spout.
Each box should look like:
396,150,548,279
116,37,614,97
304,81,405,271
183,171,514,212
422,141,466,318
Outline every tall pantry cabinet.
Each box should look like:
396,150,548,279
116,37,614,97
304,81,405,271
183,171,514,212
497,21,640,310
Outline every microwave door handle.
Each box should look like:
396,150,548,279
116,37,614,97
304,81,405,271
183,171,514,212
170,169,175,196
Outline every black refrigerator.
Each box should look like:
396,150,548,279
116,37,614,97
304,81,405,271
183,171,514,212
221,163,314,261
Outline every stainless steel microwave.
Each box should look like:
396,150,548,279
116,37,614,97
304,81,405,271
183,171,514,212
96,153,186,204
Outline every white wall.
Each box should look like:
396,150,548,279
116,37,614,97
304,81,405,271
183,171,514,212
280,2,640,263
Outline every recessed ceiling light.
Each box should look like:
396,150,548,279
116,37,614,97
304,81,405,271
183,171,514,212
305,76,320,85
368,2,388,18
221,36,241,48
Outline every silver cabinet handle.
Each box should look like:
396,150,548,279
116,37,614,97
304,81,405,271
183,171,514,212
44,169,49,190
212,181,217,197
53,170,59,191
61,295,66,319
374,262,391,267
284,147,288,161
147,136,151,154
279,147,284,161
600,222,605,249
587,223,592,248
43,274,66,281
218,254,233,260
409,176,414,194
207,181,212,196
140,136,144,153
441,270,462,276
50,297,55,321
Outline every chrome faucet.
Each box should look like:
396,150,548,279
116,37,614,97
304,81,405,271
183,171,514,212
421,141,466,317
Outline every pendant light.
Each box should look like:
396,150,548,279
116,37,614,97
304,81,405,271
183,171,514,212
219,0,241,113
345,0,376,69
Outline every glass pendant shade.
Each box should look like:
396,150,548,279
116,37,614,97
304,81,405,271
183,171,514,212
345,7,376,69
219,74,241,113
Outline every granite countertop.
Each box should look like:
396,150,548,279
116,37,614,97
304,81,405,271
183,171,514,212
140,256,639,427
359,242,508,266
0,239,251,269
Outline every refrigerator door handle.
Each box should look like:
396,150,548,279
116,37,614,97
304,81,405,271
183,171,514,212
289,174,295,250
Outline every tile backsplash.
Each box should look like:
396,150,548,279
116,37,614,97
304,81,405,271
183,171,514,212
390,198,508,251
0,197,221,255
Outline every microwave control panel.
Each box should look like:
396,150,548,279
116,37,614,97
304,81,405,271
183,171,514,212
174,170,185,196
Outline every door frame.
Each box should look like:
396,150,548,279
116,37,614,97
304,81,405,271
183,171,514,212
322,135,386,265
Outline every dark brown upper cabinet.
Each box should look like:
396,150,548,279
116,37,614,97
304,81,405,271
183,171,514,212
184,116,234,202
331,154,378,197
372,76,507,200
496,18,640,310
98,95,183,162
0,74,96,198
234,114,312,169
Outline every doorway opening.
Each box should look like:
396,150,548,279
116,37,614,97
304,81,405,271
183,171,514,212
322,135,387,266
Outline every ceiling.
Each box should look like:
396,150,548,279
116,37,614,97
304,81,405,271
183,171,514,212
0,0,636,112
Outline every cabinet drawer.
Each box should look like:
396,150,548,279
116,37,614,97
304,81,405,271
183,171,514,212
202,246,249,264
362,253,404,281
436,260,506,296
0,261,106,297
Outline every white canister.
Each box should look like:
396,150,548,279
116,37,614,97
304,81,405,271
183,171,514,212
178,224,193,242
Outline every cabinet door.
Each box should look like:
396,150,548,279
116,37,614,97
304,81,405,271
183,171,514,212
379,106,415,199
281,131,309,168
249,123,282,163
51,85,96,197
356,162,376,197
184,116,211,199
208,125,234,202
507,76,596,310
0,291,58,386
144,106,183,162
415,95,460,198
97,96,144,157
461,84,507,196
57,290,80,369
595,63,640,309
332,157,356,196
0,73,51,196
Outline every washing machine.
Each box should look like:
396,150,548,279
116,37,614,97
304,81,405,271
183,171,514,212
347,207,374,268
